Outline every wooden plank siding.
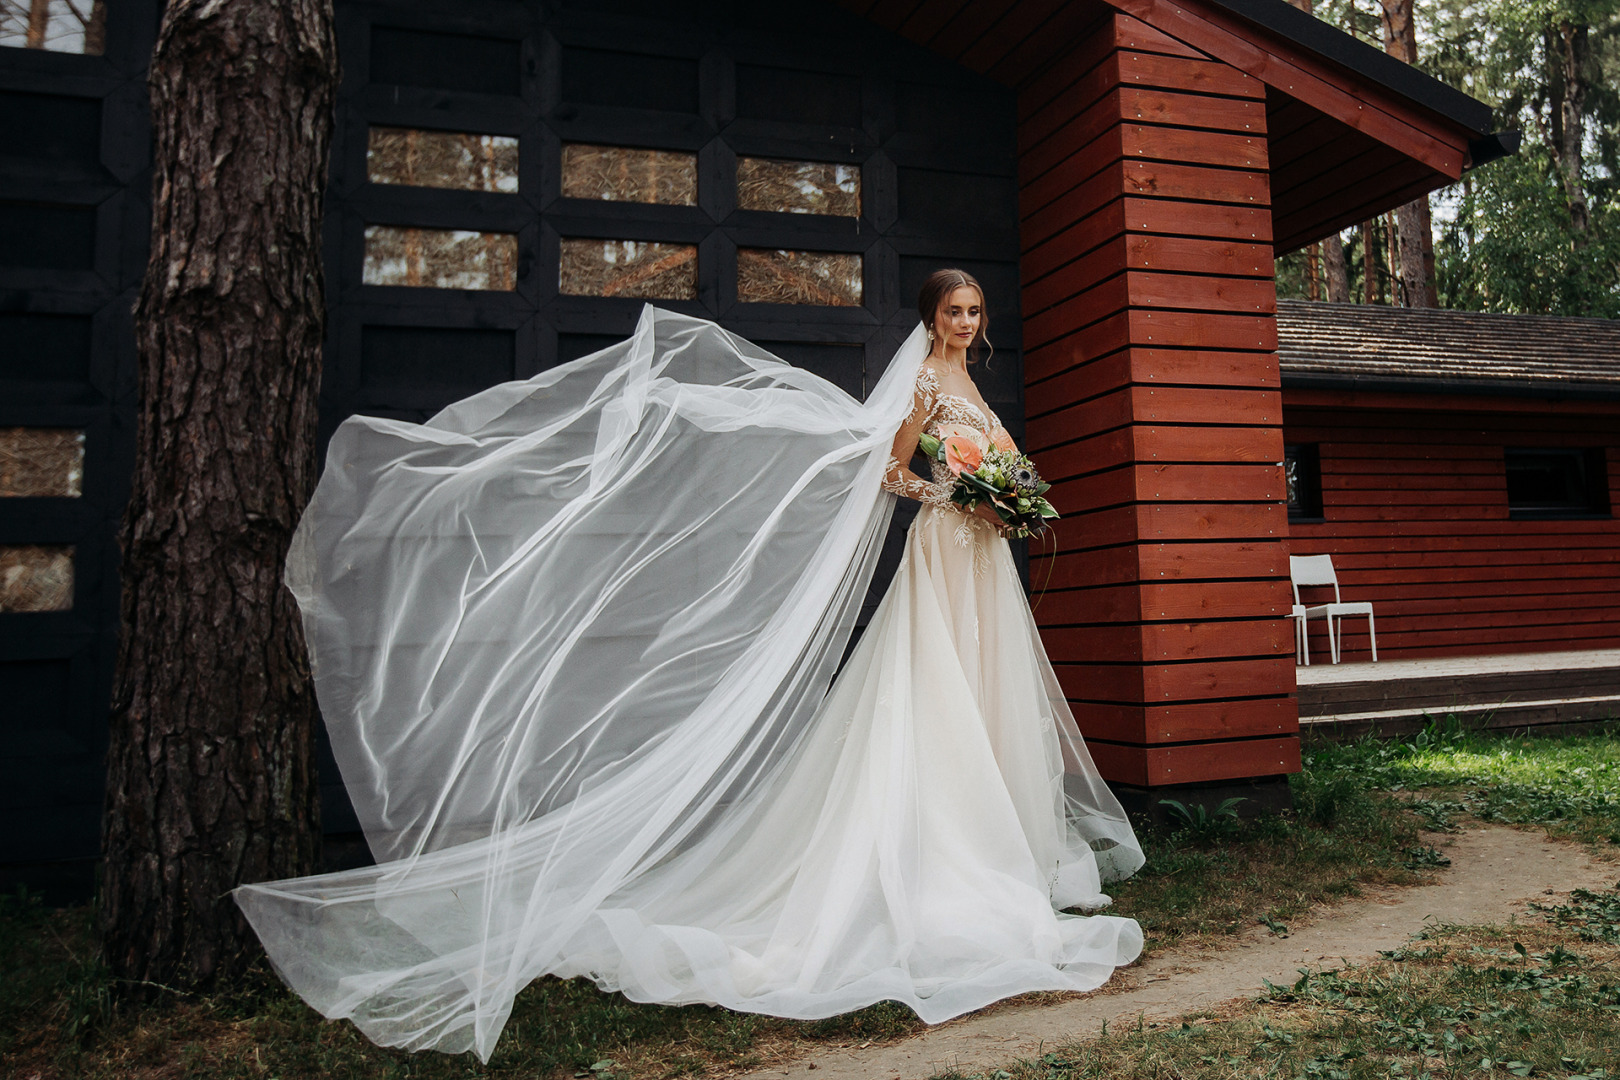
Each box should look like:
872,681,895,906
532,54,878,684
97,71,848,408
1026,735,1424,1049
1019,12,1298,788
835,0,1496,790
1285,398,1620,663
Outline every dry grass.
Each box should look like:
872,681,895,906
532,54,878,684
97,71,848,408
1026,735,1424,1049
735,159,859,217
561,146,697,206
736,249,862,306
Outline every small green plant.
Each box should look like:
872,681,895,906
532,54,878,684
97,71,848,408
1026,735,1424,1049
1531,884,1620,943
1406,714,1468,751
1401,845,1452,870
1405,795,1464,831
1158,796,1246,840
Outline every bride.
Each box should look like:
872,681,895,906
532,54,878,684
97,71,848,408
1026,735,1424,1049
235,269,1145,1062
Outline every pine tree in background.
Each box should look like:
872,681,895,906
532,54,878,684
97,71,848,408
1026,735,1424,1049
1379,0,1442,306
1278,0,1618,315
1426,0,1619,315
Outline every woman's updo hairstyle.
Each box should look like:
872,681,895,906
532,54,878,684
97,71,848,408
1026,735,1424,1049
917,268,992,365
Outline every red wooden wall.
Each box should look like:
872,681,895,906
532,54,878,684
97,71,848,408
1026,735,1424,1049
1018,12,1299,790
1285,391,1620,662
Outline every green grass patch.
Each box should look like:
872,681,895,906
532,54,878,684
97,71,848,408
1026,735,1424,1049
931,887,1620,1080
3,726,1615,1078
1107,765,1429,951
1307,720,1620,849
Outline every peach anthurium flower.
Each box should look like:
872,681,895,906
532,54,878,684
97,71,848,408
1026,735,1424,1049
991,428,1016,453
943,435,983,476
936,422,989,452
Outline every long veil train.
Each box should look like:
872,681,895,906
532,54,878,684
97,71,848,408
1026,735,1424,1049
235,306,1144,1061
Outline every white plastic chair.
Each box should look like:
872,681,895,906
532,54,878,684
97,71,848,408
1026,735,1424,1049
1290,603,1310,665
1289,554,1377,664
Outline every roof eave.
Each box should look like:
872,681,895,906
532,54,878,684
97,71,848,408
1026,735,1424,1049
1203,0,1494,135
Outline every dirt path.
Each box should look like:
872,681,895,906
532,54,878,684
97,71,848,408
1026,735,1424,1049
739,827,1615,1080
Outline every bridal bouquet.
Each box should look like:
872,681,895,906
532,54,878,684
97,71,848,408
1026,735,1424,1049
916,426,1059,539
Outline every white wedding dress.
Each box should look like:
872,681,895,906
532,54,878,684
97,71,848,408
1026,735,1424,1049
235,307,1144,1061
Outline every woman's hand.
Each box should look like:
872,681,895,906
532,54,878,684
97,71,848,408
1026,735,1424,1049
971,502,1007,530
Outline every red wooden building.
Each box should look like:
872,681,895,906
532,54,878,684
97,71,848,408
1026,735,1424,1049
836,0,1510,802
1279,300,1620,664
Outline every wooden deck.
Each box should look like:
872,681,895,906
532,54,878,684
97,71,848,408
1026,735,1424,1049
1297,648,1620,738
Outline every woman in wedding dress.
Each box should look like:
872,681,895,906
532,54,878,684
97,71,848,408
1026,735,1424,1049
235,269,1144,1062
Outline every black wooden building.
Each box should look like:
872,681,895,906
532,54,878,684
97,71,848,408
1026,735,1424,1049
0,0,1026,897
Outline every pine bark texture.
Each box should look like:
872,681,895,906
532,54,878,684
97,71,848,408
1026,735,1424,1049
1322,231,1350,303
1378,0,1436,307
1361,220,1377,303
1395,199,1437,306
101,0,338,991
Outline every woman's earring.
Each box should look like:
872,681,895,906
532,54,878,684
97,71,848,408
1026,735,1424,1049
926,328,935,343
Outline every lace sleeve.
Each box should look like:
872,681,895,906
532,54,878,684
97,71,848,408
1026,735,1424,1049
880,365,953,507
989,413,1016,454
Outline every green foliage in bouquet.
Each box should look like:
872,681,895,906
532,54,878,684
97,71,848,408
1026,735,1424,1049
916,432,1059,539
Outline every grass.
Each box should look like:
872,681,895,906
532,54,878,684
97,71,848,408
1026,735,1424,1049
930,888,1620,1080
1305,719,1620,850
930,721,1620,1080
2,723,1616,1079
1107,762,1430,953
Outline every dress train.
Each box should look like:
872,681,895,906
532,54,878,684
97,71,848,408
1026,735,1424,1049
549,508,1142,1019
233,308,1142,1060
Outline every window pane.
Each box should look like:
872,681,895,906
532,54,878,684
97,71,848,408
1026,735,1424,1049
0,313,92,383
561,49,699,113
0,545,73,612
1283,443,1322,519
737,249,862,306
370,28,520,96
0,202,96,271
561,145,697,205
737,158,860,217
1506,447,1608,515
0,428,84,497
0,1,104,55
559,239,696,300
367,128,519,193
363,226,517,290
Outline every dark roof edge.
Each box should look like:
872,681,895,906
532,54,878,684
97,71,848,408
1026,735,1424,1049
1203,0,1495,136
1280,371,1620,404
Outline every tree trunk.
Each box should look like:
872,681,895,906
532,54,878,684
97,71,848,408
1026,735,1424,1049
1546,19,1591,237
1386,211,1401,304
1378,0,1435,306
1394,197,1436,307
1322,231,1350,302
1289,0,1348,307
1361,220,1377,303
101,0,338,992
1377,0,1416,63
84,0,107,56
26,0,50,48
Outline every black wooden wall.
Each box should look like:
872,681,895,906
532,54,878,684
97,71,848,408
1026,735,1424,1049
0,4,157,900
0,0,1023,894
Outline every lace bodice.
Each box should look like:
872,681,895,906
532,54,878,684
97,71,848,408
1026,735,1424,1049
881,362,1009,508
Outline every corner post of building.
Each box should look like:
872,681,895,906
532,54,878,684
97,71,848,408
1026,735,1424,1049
1017,11,1299,817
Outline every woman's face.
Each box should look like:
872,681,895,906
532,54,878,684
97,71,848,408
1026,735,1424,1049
932,285,983,353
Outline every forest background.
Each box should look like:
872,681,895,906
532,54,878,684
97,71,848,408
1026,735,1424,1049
1278,0,1620,317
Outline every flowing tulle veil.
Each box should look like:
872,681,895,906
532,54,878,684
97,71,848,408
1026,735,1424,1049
235,306,1142,1061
